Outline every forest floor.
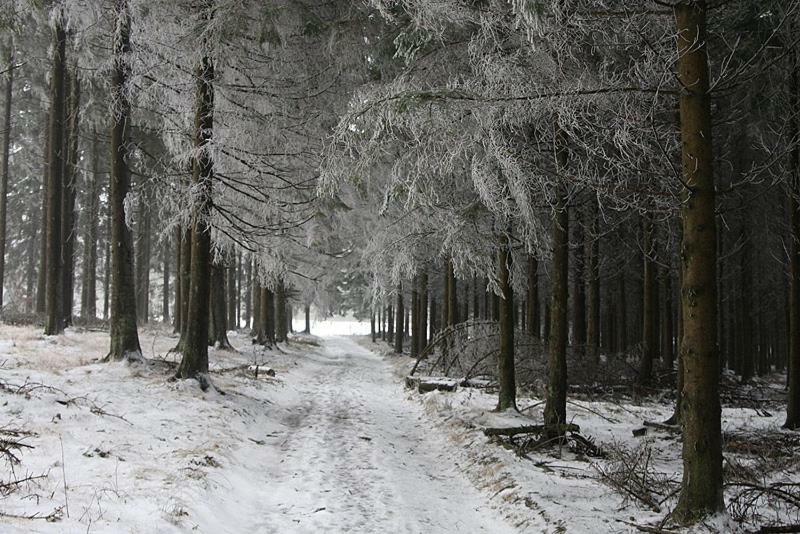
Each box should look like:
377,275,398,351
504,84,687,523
0,323,796,533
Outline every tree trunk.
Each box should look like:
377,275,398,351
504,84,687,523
472,276,479,320
162,235,170,323
135,189,151,324
740,230,754,383
640,215,656,385
210,260,232,349
411,276,419,358
252,278,262,338
303,304,310,334
244,255,251,329
387,304,394,344
254,285,267,344
572,207,586,351
103,235,110,320
526,256,539,338
275,281,287,343
544,184,569,437
447,259,457,325
265,286,275,344
36,112,49,315
173,227,182,332
61,62,80,327
586,201,600,361
227,258,236,329
44,18,67,336
0,44,13,309
419,270,428,351
106,0,141,359
178,226,191,335
672,1,724,522
787,30,800,428
80,129,100,319
394,282,404,353
497,231,516,411
616,274,627,352
662,258,675,371
176,49,214,381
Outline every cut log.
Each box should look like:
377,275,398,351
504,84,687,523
247,365,276,378
483,423,580,438
643,420,680,433
405,376,458,393
459,378,491,389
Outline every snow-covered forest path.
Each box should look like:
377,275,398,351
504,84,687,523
1,326,520,533
219,335,516,533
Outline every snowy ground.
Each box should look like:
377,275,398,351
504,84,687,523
0,323,795,533
0,324,513,533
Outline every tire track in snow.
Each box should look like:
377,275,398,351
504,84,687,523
245,335,518,533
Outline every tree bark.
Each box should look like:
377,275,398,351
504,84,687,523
44,18,67,336
176,49,214,380
740,230,754,383
526,256,539,338
162,235,170,323
103,234,110,320
210,260,232,349
640,215,656,385
544,184,569,437
106,0,141,359
265,286,275,344
419,270,428,351
254,285,266,344
80,129,100,319
411,276,419,358
544,124,571,434
244,255,251,329
586,200,600,361
61,62,80,327
303,304,310,334
662,257,675,372
672,0,724,522
787,29,800,428
275,281,287,343
386,304,394,346
394,281,404,353
37,111,49,315
0,44,13,309
572,206,586,351
447,259,457,325
616,273,627,352
227,258,236,329
135,188,151,324
497,231,516,411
